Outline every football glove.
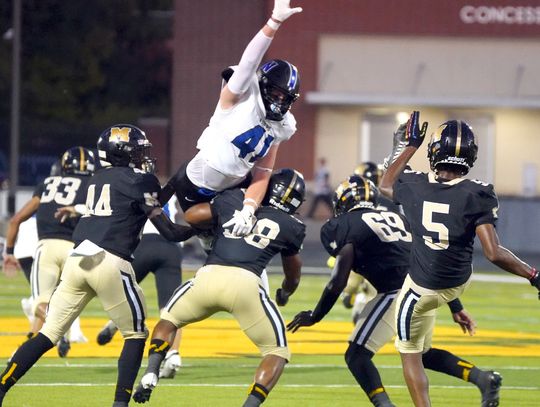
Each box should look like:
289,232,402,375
383,122,408,170
222,205,256,237
405,110,428,148
272,0,303,23
287,310,316,333
341,292,356,309
275,288,290,306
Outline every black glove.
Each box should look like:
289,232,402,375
286,310,316,333
529,269,540,300
405,111,428,148
275,288,290,306
341,293,356,309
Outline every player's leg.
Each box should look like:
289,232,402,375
29,239,74,356
395,275,438,407
150,236,184,379
17,257,35,329
422,348,502,407
230,269,289,406
96,236,154,346
0,254,93,403
134,269,215,403
93,252,149,407
346,291,399,407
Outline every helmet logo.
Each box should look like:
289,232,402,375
287,63,298,91
431,124,446,144
261,60,279,73
109,127,131,142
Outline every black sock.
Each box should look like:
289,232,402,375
146,339,171,375
345,343,390,404
115,338,146,403
0,333,54,393
248,383,269,403
423,348,481,382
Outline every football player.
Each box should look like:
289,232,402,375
0,125,194,407
160,0,302,238
379,111,540,407
288,175,499,407
2,147,95,356
97,159,184,379
132,168,306,407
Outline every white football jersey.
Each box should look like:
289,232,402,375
187,72,297,190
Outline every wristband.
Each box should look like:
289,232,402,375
448,298,463,314
266,18,281,31
5,247,14,255
243,198,258,208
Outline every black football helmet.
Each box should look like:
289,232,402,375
353,162,383,185
262,168,305,214
60,146,95,176
333,175,378,217
427,120,478,174
258,59,300,121
97,124,151,168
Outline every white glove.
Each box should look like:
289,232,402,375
223,205,256,237
140,372,158,389
272,0,303,23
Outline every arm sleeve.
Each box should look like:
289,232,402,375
227,30,273,95
134,173,162,215
475,185,499,227
33,181,45,198
282,222,306,256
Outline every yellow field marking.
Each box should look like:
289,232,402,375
1,317,540,358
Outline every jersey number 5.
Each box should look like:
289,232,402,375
422,201,449,250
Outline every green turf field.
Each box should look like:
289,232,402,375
1,269,539,406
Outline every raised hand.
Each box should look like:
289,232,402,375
272,0,303,23
405,110,428,148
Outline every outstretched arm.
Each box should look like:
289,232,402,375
219,0,302,109
379,111,428,199
223,144,279,237
477,223,536,279
287,243,354,332
148,208,196,242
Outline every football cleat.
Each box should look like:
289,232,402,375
97,321,118,346
479,371,502,407
159,350,182,379
57,336,71,358
133,372,158,404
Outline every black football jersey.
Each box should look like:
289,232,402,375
320,207,411,293
205,189,306,276
394,170,499,289
33,175,90,240
72,166,161,261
